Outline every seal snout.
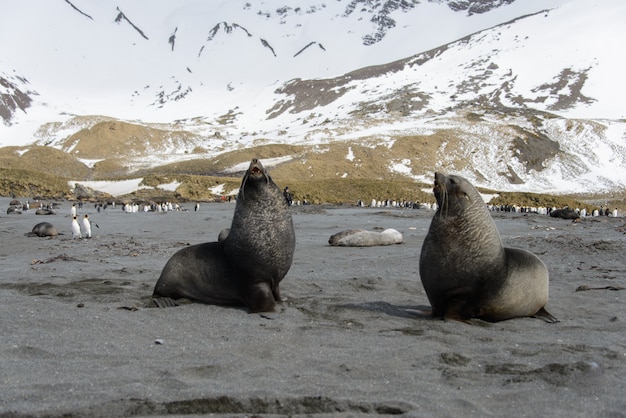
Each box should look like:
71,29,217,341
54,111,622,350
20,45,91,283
433,172,448,209
434,172,447,188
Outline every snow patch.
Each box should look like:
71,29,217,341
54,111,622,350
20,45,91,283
346,147,355,161
68,179,148,197
77,158,105,168
157,181,180,192
390,159,412,175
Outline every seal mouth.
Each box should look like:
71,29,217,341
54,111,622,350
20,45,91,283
240,159,270,200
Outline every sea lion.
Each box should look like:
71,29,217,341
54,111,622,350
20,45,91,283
153,158,295,312
329,228,403,246
28,222,59,237
419,172,557,323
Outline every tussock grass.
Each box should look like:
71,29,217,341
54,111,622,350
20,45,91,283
488,191,599,211
272,178,432,205
62,120,202,159
0,139,624,211
144,144,304,176
0,168,70,199
0,146,90,179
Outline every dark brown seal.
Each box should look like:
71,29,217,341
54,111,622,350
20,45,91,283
419,172,557,322
550,208,580,220
27,222,59,237
153,159,295,312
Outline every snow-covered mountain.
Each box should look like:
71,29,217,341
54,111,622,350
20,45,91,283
1,0,625,195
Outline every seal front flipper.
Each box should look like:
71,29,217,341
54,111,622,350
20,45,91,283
272,283,282,302
152,296,180,308
243,281,277,313
436,286,482,322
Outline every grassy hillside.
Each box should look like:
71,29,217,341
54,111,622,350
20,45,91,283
60,120,204,159
0,140,623,211
0,168,71,199
0,146,90,179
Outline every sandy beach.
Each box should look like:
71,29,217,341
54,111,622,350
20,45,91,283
1,197,625,417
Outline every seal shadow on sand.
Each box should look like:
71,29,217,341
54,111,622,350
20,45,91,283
339,301,430,319
0,277,153,305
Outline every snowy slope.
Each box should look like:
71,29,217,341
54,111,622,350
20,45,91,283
1,0,572,125
0,0,625,195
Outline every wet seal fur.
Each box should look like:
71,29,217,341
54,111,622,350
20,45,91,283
153,159,295,313
329,228,403,246
419,172,557,323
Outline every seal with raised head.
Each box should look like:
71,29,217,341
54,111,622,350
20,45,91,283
153,158,295,312
419,172,557,322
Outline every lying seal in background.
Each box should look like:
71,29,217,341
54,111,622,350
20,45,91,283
419,172,557,323
27,222,59,237
329,228,403,247
153,158,296,313
6,206,21,215
35,208,55,215
550,208,580,220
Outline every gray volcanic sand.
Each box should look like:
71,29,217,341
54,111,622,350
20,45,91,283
1,198,625,417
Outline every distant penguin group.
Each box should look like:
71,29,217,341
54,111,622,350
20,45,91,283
73,214,98,239
70,204,98,239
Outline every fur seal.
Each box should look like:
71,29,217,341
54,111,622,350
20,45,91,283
35,208,55,215
329,228,403,246
6,206,21,215
28,222,59,237
153,158,295,312
419,172,557,322
550,208,580,220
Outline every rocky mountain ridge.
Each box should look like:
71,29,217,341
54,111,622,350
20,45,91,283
0,0,624,196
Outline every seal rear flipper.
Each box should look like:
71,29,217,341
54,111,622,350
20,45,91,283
442,286,482,321
533,307,559,323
